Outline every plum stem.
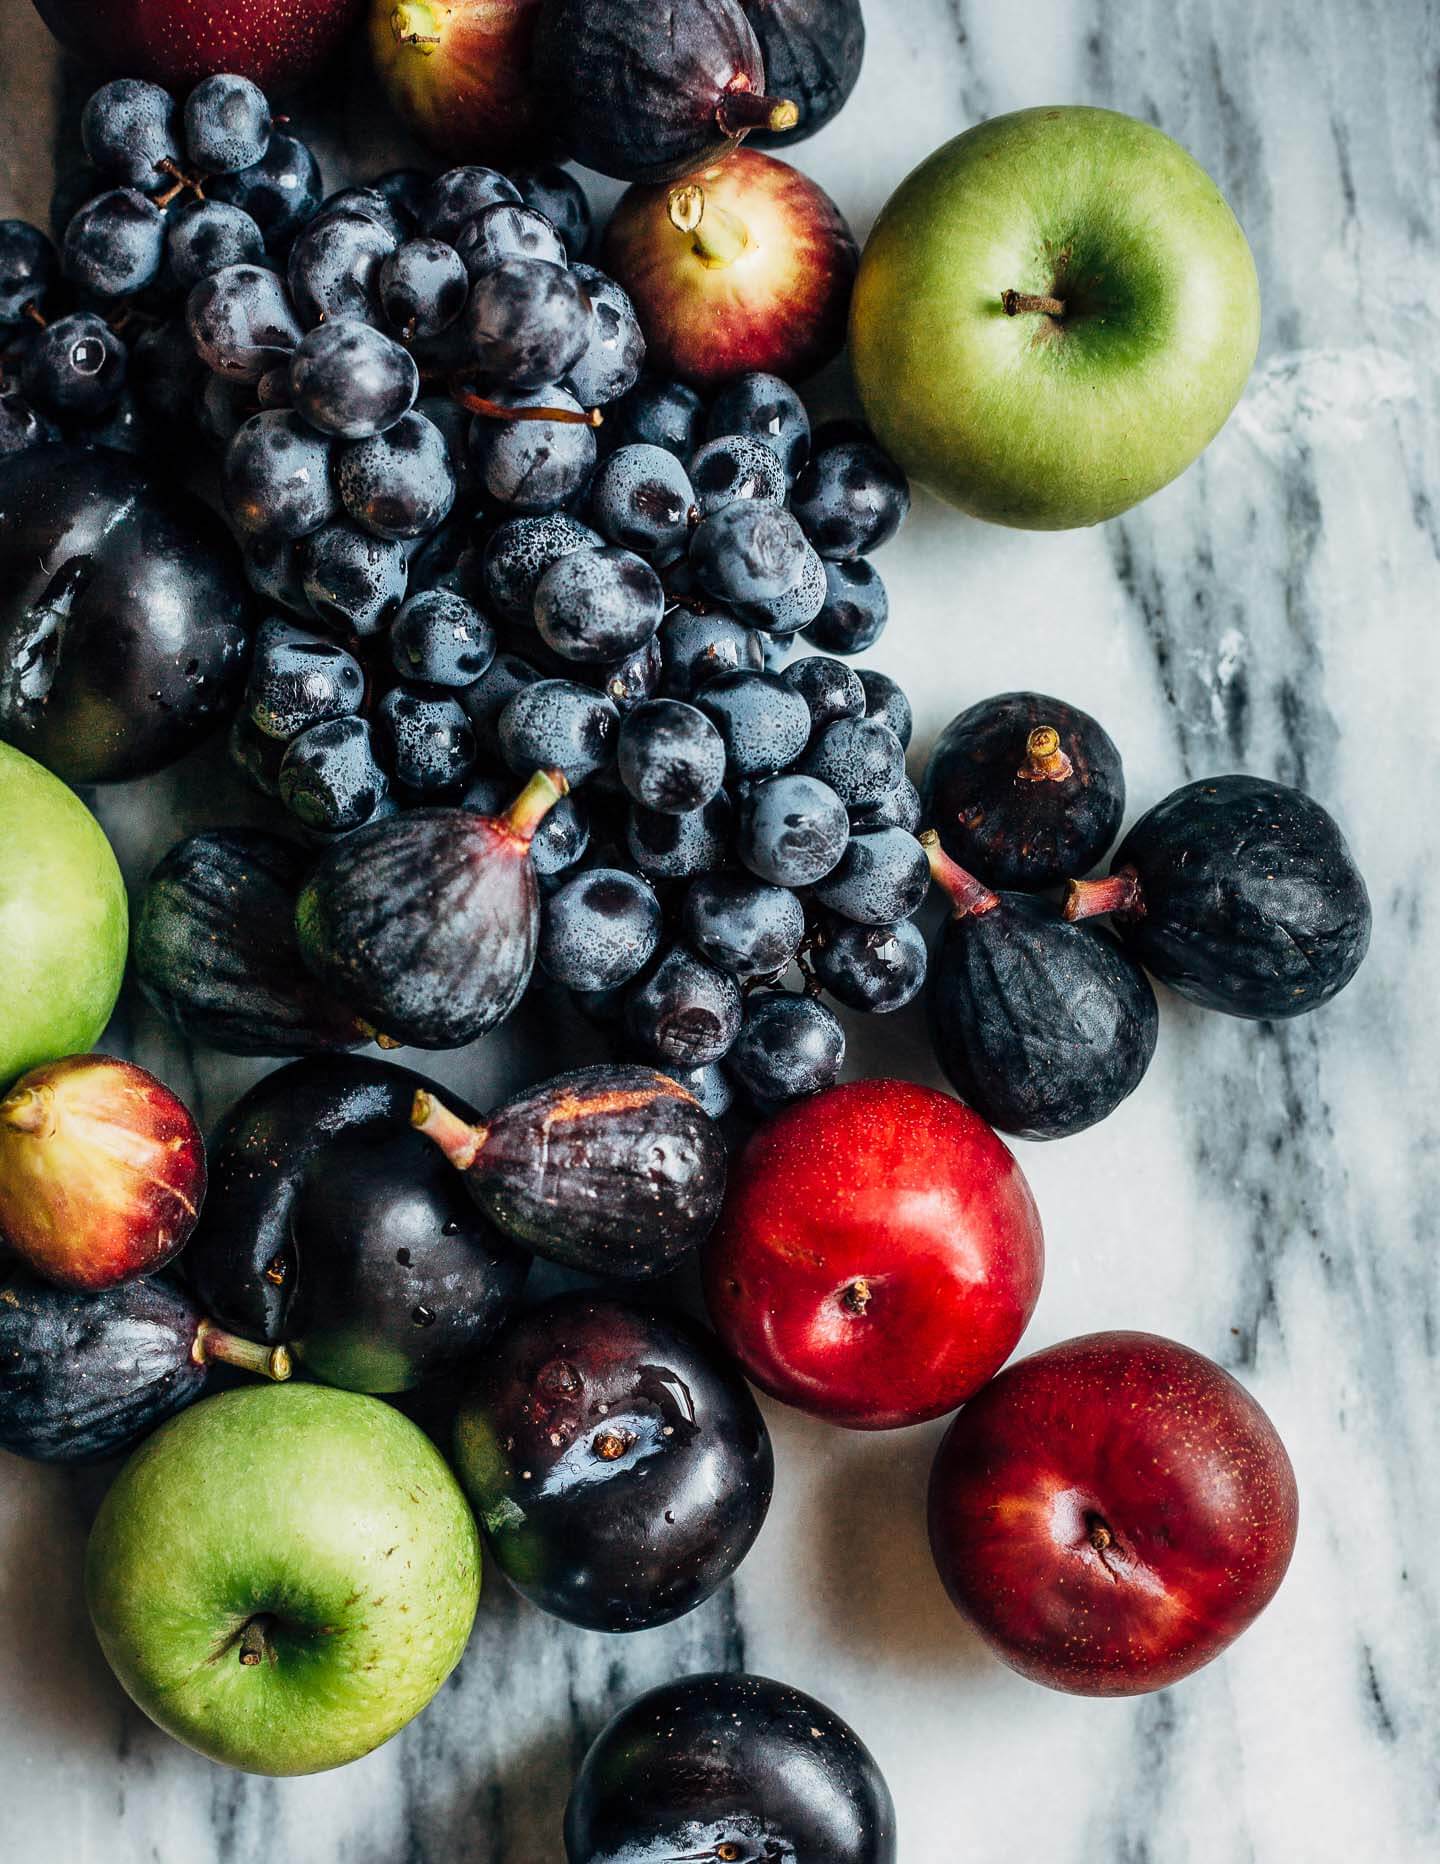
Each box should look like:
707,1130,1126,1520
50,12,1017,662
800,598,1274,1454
193,1321,292,1382
715,88,800,138
1063,869,1145,923
0,1085,54,1138
412,1090,489,1172
919,831,1001,919
666,186,751,269
500,767,569,844
237,1615,277,1666
1002,290,1066,317
1019,724,1074,783
451,383,603,427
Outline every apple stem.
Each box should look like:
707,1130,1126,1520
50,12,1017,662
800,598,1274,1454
1001,290,1066,318
715,88,800,139
451,383,603,428
1018,725,1074,783
1063,869,1146,923
237,1615,277,1667
666,186,751,270
919,831,1001,919
193,1321,292,1383
499,766,569,844
0,1085,54,1138
411,1090,489,1173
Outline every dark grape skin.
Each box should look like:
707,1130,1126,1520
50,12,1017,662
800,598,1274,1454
183,74,272,174
857,667,913,747
617,699,726,815
465,257,592,390
453,202,567,277
851,776,922,834
791,423,912,558
80,79,181,195
187,262,303,382
166,199,267,289
373,686,477,794
706,370,811,480
735,540,827,634
20,312,127,416
373,169,431,228
245,617,364,740
288,209,395,329
241,531,309,616
288,319,419,440
390,587,496,687
379,237,469,339
563,1672,897,1864
481,511,603,623
812,914,928,1014
627,791,735,880
301,523,409,636
279,714,390,833
781,652,865,727
797,715,906,806
318,186,412,247
0,218,59,326
534,545,665,663
336,411,457,541
539,866,663,991
805,555,889,654
727,991,846,1110
471,387,598,512
738,773,850,887
689,431,788,515
460,650,543,757
691,499,810,606
453,1295,773,1633
209,134,324,250
62,187,166,296
498,678,619,785
567,264,646,407
605,374,705,460
698,667,812,777
589,443,697,560
513,165,593,260
224,410,338,541
198,372,261,449
625,945,743,1069
0,386,58,459
682,872,806,978
418,166,521,242
812,825,931,925
657,609,764,699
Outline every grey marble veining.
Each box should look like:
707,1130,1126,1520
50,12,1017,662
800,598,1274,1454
1,0,1438,1857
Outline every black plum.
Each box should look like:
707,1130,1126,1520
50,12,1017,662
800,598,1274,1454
454,1295,773,1631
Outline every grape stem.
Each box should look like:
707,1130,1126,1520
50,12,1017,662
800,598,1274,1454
451,383,603,427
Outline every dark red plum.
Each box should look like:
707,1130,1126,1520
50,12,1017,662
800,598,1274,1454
183,1056,527,1393
565,1671,897,1862
453,1294,772,1630
413,1062,727,1276
1065,774,1371,1019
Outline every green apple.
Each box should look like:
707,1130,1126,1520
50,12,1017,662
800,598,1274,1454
85,1383,481,1775
0,742,128,1087
849,106,1261,528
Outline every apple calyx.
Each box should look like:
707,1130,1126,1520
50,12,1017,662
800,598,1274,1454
919,830,1001,919
389,2,443,53
840,1278,873,1316
451,383,604,428
412,1090,489,1172
1018,725,1074,784
1001,290,1066,318
714,84,800,141
192,1319,292,1382
667,185,752,270
1063,869,1146,923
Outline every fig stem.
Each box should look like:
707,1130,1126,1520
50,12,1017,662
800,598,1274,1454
919,830,1001,919
1002,290,1066,317
1019,725,1074,783
1063,870,1145,923
500,767,569,844
193,1320,292,1383
451,383,603,428
715,89,800,138
666,185,751,269
0,1085,54,1138
411,1090,488,1172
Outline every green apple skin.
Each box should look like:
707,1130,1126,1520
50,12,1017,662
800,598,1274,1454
85,1383,481,1776
849,106,1262,529
0,742,127,1087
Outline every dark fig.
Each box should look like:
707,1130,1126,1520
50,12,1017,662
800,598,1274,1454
1064,774,1371,1020
923,833,1159,1140
133,830,371,1057
183,1057,528,1393
564,1671,898,1864
531,0,799,184
921,691,1125,891
453,1293,773,1630
0,447,250,784
413,1062,728,1276
0,1267,288,1465
294,768,567,1048
741,0,866,144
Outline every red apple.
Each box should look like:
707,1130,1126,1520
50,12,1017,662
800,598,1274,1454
600,145,857,387
928,1331,1300,1695
0,1055,206,1292
702,1079,1043,1430
369,0,558,167
29,0,364,90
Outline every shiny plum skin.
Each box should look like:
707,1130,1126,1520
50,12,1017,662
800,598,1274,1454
703,1079,1043,1429
927,1332,1300,1696
454,1295,772,1631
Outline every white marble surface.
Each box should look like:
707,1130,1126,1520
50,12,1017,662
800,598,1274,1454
2,0,1438,1858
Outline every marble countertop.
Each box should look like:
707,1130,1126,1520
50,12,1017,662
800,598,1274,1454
2,0,1437,1858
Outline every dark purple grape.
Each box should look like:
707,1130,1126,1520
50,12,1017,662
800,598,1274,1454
735,540,826,634
418,166,521,241
0,219,59,326
691,499,809,605
81,79,181,195
301,522,408,634
797,715,905,806
607,373,705,458
682,872,805,978
287,209,395,328
279,714,389,833
224,410,338,540
453,202,566,277
812,826,930,924
657,609,763,699
61,188,162,296
850,776,921,834
379,237,468,338
664,1060,733,1119
738,773,848,886
498,677,619,784
804,555,889,654
464,257,592,389
197,372,260,449
66,386,148,456
627,791,734,879
289,319,419,440
183,74,272,174
595,633,663,713
166,198,267,289
374,685,477,792
245,616,364,739
513,165,592,260
241,532,309,615
812,914,927,1014
534,544,664,663
129,316,206,426
0,385,58,459
318,185,411,246
728,991,846,1109
20,312,126,416
390,586,495,686
481,510,602,621
781,653,864,728
539,866,662,990
209,134,323,248
857,667,912,747
460,649,542,756
706,370,810,479
187,262,302,382
567,264,645,405
590,442,696,559
625,945,742,1068
373,169,431,226
471,387,597,511
791,423,910,557
335,410,456,539
688,430,787,514
617,698,725,814
697,667,812,778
